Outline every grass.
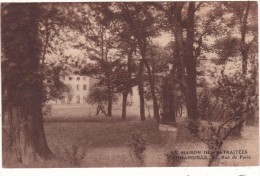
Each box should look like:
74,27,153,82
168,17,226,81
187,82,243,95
44,115,138,123
48,103,143,119
45,117,162,149
4,117,161,168
44,104,163,148
41,112,205,167
4,117,259,167
4,104,258,167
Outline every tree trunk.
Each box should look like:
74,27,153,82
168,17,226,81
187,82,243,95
138,60,146,121
143,59,160,122
100,24,113,117
185,2,198,122
170,2,199,132
138,39,160,121
161,76,176,125
107,85,113,116
122,91,128,120
33,93,53,158
8,106,22,163
239,2,251,125
122,45,133,120
22,99,40,163
8,89,52,164
2,4,52,165
241,2,250,75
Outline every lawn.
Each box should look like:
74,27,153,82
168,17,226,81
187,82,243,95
42,115,259,167
45,117,163,149
4,104,259,167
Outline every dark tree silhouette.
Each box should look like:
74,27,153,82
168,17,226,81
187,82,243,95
2,3,52,164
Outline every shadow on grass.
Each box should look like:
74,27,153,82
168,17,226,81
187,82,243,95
44,115,137,123
44,118,162,148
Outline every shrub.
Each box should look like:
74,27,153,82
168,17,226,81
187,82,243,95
128,132,146,166
194,118,246,166
42,104,52,118
166,149,183,166
55,144,87,167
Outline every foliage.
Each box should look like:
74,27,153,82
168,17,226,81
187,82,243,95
42,104,52,118
197,86,216,121
128,132,146,166
55,144,87,167
86,85,118,105
43,64,69,102
2,3,44,104
2,3,54,163
166,150,183,167
144,44,171,101
194,69,258,166
213,37,240,64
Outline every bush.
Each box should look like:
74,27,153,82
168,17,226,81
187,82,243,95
128,132,146,166
195,118,245,166
166,150,183,166
55,144,87,167
42,104,52,118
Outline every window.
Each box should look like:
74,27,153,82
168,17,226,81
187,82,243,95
77,77,80,81
69,77,73,81
68,95,73,102
77,84,79,90
83,84,87,90
76,96,80,104
83,96,87,102
67,84,73,92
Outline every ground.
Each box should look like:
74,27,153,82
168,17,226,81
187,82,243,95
4,104,259,167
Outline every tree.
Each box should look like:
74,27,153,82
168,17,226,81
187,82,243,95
43,63,69,102
118,3,161,121
98,8,139,120
96,2,162,121
76,5,121,117
87,85,118,116
194,69,258,166
179,2,258,165
161,75,176,125
223,2,257,75
82,3,150,121
92,3,147,121
158,2,199,129
223,2,258,125
144,43,177,124
2,3,52,164
209,2,258,125
120,44,136,120
111,51,138,120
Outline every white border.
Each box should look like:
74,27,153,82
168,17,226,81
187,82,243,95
1,167,260,176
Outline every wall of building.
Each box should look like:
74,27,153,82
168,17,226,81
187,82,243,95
58,75,90,104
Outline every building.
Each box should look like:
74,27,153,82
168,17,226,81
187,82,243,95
54,74,142,109
58,75,91,104
50,74,152,117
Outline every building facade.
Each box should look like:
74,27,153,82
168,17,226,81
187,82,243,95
54,74,141,108
59,75,90,104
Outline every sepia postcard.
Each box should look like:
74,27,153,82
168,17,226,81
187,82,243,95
1,1,259,176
